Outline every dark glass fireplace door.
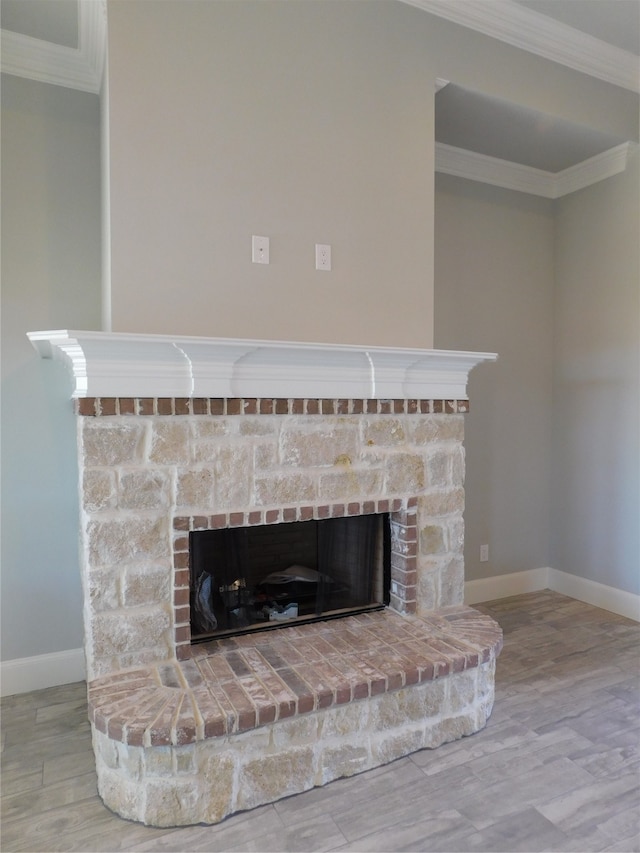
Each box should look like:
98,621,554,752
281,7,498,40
190,514,390,641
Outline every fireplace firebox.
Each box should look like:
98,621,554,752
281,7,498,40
190,514,391,641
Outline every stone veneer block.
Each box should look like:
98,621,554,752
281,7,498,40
91,677,495,825
78,408,469,678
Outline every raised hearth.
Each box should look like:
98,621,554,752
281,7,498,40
90,607,501,826
29,331,499,827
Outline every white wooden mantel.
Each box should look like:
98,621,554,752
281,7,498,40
27,330,497,400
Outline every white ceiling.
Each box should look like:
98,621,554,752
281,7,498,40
435,82,629,172
2,0,639,57
512,0,639,55
1,0,78,48
429,1,638,178
1,0,637,195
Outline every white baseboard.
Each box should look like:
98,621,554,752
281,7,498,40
1,647,85,697
464,567,550,605
547,568,640,622
465,566,640,622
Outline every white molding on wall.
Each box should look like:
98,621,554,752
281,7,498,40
403,0,640,93
436,143,556,197
0,648,85,697
2,1,638,94
436,142,636,198
27,330,497,401
548,568,640,623
465,566,640,622
0,0,106,94
554,143,635,197
464,567,550,604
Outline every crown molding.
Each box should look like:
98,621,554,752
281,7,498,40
403,0,640,93
0,0,106,94
435,142,637,198
555,143,637,196
3,1,636,94
436,143,556,196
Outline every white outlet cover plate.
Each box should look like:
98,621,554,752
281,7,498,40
252,235,269,264
315,243,331,271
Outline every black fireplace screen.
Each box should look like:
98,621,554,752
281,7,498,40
190,514,390,641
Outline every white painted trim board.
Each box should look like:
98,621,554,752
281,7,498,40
1,648,85,697
465,566,640,622
435,142,637,199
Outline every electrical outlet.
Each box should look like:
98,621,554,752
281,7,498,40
315,243,331,271
252,235,269,264
480,544,489,562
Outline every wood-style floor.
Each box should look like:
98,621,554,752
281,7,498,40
1,591,638,852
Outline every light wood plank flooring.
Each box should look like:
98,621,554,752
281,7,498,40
2,591,638,852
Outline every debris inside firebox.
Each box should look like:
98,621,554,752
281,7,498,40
260,565,332,586
256,565,332,617
265,602,299,621
194,572,217,631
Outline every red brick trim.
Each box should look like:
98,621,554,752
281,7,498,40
75,398,470,416
172,497,419,661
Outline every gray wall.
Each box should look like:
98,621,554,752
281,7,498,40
434,174,555,581
1,2,637,678
551,152,640,595
104,0,637,347
106,0,436,347
0,75,101,661
435,158,639,595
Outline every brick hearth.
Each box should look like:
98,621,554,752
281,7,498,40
89,606,501,826
89,606,502,746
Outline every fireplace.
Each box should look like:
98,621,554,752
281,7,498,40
189,512,390,641
28,331,501,827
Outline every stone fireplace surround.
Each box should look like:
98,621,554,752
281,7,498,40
29,331,501,827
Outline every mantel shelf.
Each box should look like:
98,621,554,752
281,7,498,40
27,330,497,401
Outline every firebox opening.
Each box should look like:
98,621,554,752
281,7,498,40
189,513,391,642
